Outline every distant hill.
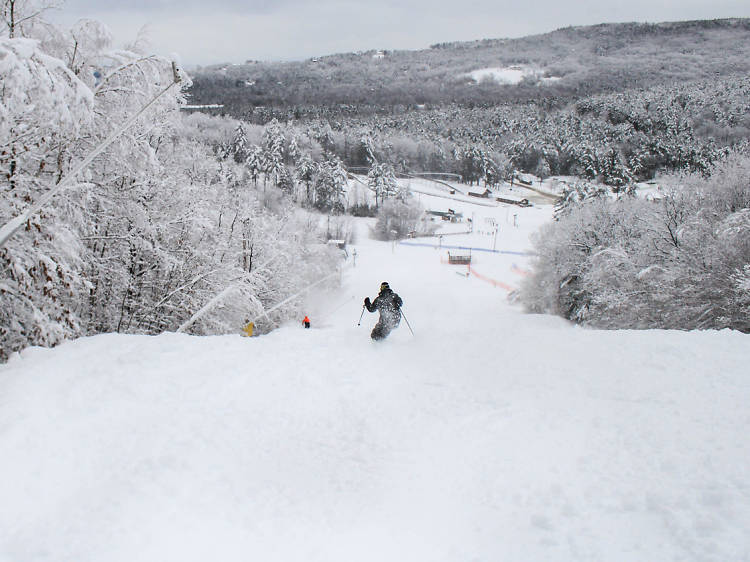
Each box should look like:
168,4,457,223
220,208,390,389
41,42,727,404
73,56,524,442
188,18,750,116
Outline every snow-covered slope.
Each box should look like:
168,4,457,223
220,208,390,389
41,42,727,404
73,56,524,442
466,65,561,85
2,200,749,562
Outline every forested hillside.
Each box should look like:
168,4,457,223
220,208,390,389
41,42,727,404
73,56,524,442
186,19,750,187
188,19,750,112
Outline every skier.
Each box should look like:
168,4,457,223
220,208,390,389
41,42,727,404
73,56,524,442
364,281,403,341
302,316,311,329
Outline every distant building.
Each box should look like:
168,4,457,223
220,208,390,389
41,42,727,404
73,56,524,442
181,104,225,110
426,209,463,222
373,50,386,60
327,240,347,250
514,171,540,185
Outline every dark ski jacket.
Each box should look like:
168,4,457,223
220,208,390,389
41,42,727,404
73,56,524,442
365,288,403,326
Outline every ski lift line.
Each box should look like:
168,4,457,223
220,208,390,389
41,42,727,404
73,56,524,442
150,269,221,312
93,55,163,97
513,181,560,200
411,172,462,180
0,63,182,249
350,169,460,196
174,254,281,333
408,186,497,207
247,271,340,327
398,172,452,192
176,283,238,333
398,240,535,257
405,173,462,194
346,173,368,187
316,294,357,321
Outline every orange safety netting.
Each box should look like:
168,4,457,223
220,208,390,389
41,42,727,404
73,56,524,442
468,266,515,292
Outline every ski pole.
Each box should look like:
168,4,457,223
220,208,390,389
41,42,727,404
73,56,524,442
357,305,366,326
400,309,415,336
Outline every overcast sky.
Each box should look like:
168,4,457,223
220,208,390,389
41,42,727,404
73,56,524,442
49,0,749,67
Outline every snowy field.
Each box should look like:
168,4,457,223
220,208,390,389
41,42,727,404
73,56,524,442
2,194,749,562
466,66,562,85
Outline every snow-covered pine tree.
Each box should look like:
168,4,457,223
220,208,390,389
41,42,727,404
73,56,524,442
295,154,318,205
226,123,248,163
313,157,347,213
245,145,264,185
367,162,398,209
262,119,287,188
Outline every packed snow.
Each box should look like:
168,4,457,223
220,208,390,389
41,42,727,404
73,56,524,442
467,65,561,85
2,193,749,562
469,66,529,84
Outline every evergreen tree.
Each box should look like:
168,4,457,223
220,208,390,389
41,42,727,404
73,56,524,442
367,162,398,209
295,154,318,205
262,119,286,187
226,123,248,163
245,145,264,185
356,135,376,166
314,157,348,212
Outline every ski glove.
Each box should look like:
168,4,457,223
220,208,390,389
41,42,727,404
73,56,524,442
364,297,371,307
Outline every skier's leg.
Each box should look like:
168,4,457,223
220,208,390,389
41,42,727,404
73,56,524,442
371,321,385,340
371,321,393,341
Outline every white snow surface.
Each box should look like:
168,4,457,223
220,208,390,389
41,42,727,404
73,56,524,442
467,66,561,85
470,66,528,84
2,199,750,562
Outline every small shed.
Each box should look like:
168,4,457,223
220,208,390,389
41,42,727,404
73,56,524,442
496,196,532,207
327,239,347,250
447,251,472,265
468,188,491,198
426,209,463,222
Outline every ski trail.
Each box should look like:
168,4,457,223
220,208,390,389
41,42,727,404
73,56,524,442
2,203,750,562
